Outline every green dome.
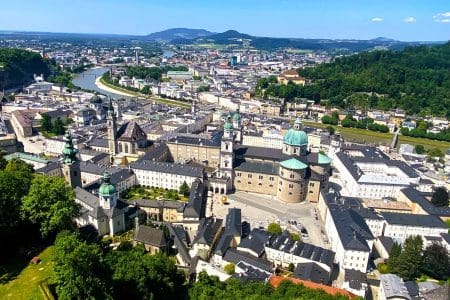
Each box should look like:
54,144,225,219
280,158,308,170
283,128,308,146
99,170,116,197
318,153,331,165
233,110,241,122
224,113,234,131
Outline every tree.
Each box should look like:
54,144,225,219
421,243,450,280
53,231,111,299
431,187,449,207
0,150,6,170
387,242,402,273
415,145,426,154
288,263,295,272
427,148,444,159
21,175,79,237
290,232,301,241
267,223,282,235
52,117,65,135
224,263,235,275
396,236,423,280
4,158,34,174
325,126,335,136
40,113,52,132
179,181,190,197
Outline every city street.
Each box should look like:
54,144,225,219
209,190,329,249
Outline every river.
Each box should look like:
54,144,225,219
72,67,132,99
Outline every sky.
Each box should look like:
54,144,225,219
0,0,449,41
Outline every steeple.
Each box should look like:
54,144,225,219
99,170,117,209
62,130,77,164
61,130,81,188
107,97,118,155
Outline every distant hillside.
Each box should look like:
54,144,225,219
258,42,450,117
0,48,50,89
172,29,442,52
146,28,214,41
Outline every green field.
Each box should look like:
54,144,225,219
99,78,191,108
0,246,55,300
303,121,450,152
192,43,228,50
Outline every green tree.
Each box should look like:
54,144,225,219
52,117,65,135
415,145,426,154
53,231,111,299
290,232,301,241
431,187,449,207
396,236,423,280
267,222,282,235
0,151,6,170
4,158,34,174
326,126,335,135
224,263,235,275
288,263,295,272
21,175,79,237
421,243,450,280
40,113,53,132
427,148,444,159
387,242,402,273
179,181,190,197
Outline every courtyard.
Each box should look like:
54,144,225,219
121,186,189,202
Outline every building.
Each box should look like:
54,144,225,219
277,69,306,86
74,170,127,236
378,274,413,300
134,224,168,254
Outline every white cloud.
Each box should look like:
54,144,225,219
403,16,416,23
433,12,450,23
371,17,384,22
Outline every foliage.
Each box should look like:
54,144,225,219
40,113,53,132
21,175,79,237
387,242,402,273
53,231,111,299
415,144,426,154
224,263,235,275
4,158,34,174
189,272,351,300
125,65,188,81
47,71,75,88
427,148,444,159
326,126,335,135
288,263,295,272
179,181,190,197
401,126,450,143
377,263,389,274
322,115,338,125
421,243,450,280
197,85,210,92
0,48,50,89
267,223,282,235
431,187,449,207
52,117,65,135
290,233,301,241
396,236,423,280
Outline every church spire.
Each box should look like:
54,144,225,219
62,130,77,164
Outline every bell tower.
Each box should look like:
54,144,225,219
107,97,118,155
62,130,81,188
220,114,235,190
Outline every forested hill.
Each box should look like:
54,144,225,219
0,48,50,89
298,42,450,116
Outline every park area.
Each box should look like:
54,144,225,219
121,186,189,202
0,246,55,299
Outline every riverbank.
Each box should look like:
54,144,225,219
98,77,191,108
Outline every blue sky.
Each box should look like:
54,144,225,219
1,0,449,41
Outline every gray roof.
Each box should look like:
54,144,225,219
167,132,222,147
402,187,450,217
75,186,99,208
225,208,242,237
238,229,271,257
235,145,282,161
134,225,167,248
79,161,123,176
89,138,108,148
380,274,412,300
378,236,395,254
192,217,223,246
167,223,191,265
266,233,335,269
223,248,272,273
214,233,233,256
421,283,449,300
35,161,61,175
294,262,331,285
441,233,450,245
183,179,206,219
234,159,279,175
232,261,271,283
132,199,184,210
381,212,447,228
344,269,367,290
131,160,204,178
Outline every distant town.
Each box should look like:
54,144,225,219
0,28,449,300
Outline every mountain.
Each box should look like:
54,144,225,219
145,28,214,41
171,30,444,52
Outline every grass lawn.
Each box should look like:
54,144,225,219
0,246,55,300
303,121,450,151
122,186,189,202
99,78,191,108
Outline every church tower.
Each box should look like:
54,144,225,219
62,130,81,188
98,170,117,210
220,114,235,190
107,97,118,155
232,108,242,143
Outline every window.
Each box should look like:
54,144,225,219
290,174,295,179
259,175,264,180
237,172,241,177
248,182,252,185
279,181,282,186
289,184,293,189
269,176,274,181
248,174,252,178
